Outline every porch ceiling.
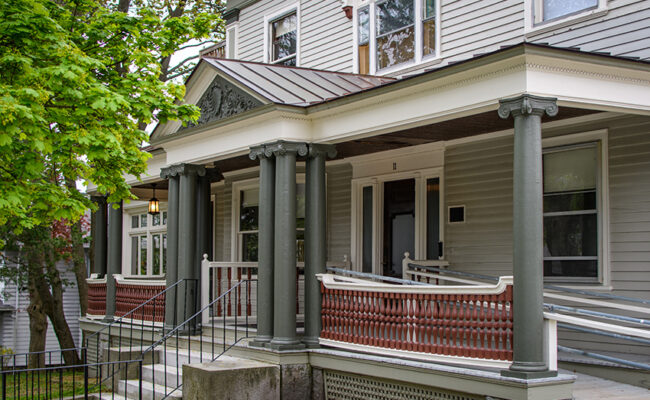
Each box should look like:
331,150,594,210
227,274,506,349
212,107,600,173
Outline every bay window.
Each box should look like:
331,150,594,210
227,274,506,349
357,0,439,74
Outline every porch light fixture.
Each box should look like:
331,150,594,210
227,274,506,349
148,184,160,215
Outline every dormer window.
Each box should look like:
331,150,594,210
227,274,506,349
271,12,297,66
356,0,439,75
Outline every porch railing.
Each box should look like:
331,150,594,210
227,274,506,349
87,276,107,317
317,273,515,368
201,255,351,325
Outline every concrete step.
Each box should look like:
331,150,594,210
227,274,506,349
92,393,129,400
116,379,182,400
142,364,183,388
158,348,220,367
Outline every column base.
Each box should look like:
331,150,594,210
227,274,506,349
266,337,306,351
501,361,557,379
301,336,320,349
250,336,273,348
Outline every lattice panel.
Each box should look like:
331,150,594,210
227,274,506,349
324,370,482,400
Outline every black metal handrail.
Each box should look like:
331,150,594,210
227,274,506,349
139,279,256,399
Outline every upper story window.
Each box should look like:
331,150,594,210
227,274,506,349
357,0,438,74
536,0,598,23
271,12,297,66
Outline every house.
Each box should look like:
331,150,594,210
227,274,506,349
81,0,650,398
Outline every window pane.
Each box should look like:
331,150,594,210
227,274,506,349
131,216,139,229
358,7,370,45
376,0,414,35
423,19,435,56
153,234,160,275
544,146,597,193
140,214,148,228
362,186,373,273
162,211,168,225
152,213,161,226
544,260,598,278
544,214,597,257
424,0,435,19
131,237,138,275
542,0,597,21
242,233,258,262
162,234,167,274
272,13,297,62
240,189,259,231
544,191,596,213
377,25,415,69
426,178,440,259
140,236,147,275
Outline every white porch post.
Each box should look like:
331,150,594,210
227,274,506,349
499,94,558,379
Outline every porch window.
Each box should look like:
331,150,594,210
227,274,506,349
356,0,438,74
543,143,599,281
129,211,167,276
270,12,297,66
236,183,305,262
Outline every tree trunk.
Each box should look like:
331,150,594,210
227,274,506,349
70,220,89,316
27,286,47,369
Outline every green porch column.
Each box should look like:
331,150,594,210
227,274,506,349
177,164,206,325
268,141,308,351
91,196,108,277
498,94,558,379
303,144,337,348
196,169,222,268
104,201,123,322
249,145,275,346
161,167,180,330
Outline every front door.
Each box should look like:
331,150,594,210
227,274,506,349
383,179,415,278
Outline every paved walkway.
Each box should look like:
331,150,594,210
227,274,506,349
569,370,650,400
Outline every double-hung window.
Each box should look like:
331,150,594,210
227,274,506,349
357,0,439,74
235,181,305,262
128,211,168,276
531,0,606,27
543,142,601,282
270,12,297,66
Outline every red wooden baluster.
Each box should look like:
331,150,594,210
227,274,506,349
247,268,253,316
227,268,232,317
369,292,377,346
320,284,328,338
378,293,385,347
388,293,395,349
237,268,242,316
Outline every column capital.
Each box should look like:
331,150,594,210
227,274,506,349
160,163,206,179
308,143,337,159
249,145,270,161
498,94,558,119
266,140,309,158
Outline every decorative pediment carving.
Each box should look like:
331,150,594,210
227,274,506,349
183,76,263,130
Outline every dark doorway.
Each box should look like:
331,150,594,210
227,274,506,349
383,179,415,278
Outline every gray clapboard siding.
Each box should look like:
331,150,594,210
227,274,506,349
327,164,352,263
529,0,650,61
0,260,81,366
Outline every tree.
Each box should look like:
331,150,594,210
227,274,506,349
0,0,223,364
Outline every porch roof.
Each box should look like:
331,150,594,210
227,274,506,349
200,58,396,107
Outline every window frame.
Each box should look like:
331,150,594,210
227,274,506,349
264,4,300,66
353,0,440,75
231,175,307,263
525,0,607,35
542,129,610,287
225,23,239,59
123,205,168,277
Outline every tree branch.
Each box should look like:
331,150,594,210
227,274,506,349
166,54,199,74
177,40,218,51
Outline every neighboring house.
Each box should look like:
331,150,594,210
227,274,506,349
83,0,650,398
0,255,82,366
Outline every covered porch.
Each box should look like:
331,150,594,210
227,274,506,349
83,42,650,398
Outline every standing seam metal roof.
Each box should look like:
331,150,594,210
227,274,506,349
202,58,396,107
